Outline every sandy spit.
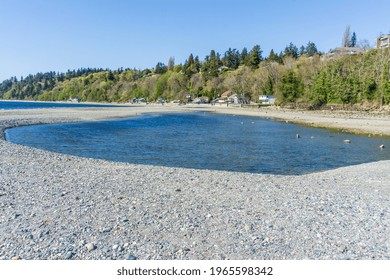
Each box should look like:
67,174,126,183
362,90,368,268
0,105,389,260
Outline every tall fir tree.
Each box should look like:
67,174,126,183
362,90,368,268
350,32,357,47
306,41,318,56
268,49,279,62
240,47,248,65
246,45,262,68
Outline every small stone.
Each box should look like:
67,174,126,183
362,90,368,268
65,251,73,259
85,243,96,251
343,139,351,143
11,256,20,260
125,254,137,260
338,246,347,253
175,189,181,192
112,244,119,251
263,237,270,243
101,227,112,233
379,144,385,149
296,133,300,139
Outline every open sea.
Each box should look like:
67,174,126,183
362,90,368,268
5,112,390,175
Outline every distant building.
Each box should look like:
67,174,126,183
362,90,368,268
68,97,80,103
322,47,364,61
228,94,248,104
192,96,209,104
377,34,390,49
220,90,232,101
259,95,276,105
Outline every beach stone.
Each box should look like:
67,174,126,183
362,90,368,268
101,227,112,233
85,243,96,252
11,256,20,260
125,254,137,260
65,251,73,259
343,139,351,143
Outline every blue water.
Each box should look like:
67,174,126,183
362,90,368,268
5,112,390,174
0,100,129,110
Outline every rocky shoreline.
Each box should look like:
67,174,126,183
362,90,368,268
0,106,389,260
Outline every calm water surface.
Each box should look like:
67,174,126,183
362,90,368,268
0,100,129,110
5,112,390,174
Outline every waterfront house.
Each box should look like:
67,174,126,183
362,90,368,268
220,90,232,101
259,94,276,105
192,96,209,104
377,34,390,49
68,97,80,103
228,94,248,104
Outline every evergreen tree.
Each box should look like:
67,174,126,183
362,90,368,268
306,41,318,56
222,48,240,69
201,50,222,80
155,62,167,74
299,45,306,56
268,49,279,62
284,43,299,58
240,47,248,65
246,45,262,68
194,56,201,72
264,76,273,94
278,51,284,63
311,71,330,105
350,32,357,47
279,69,303,102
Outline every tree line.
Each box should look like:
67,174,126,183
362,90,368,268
1,42,390,107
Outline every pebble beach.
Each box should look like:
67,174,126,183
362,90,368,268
0,105,389,260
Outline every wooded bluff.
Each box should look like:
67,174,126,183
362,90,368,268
1,46,389,107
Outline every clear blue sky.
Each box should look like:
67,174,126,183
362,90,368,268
1,0,389,81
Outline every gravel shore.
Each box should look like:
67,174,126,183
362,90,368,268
0,105,389,260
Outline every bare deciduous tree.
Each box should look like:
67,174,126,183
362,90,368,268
167,57,175,71
342,25,351,47
357,39,372,50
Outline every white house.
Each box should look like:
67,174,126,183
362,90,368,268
377,34,390,49
259,95,276,105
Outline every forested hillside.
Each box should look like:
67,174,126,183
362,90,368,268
1,43,390,107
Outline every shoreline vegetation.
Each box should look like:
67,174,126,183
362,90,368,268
1,105,390,260
1,46,390,109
